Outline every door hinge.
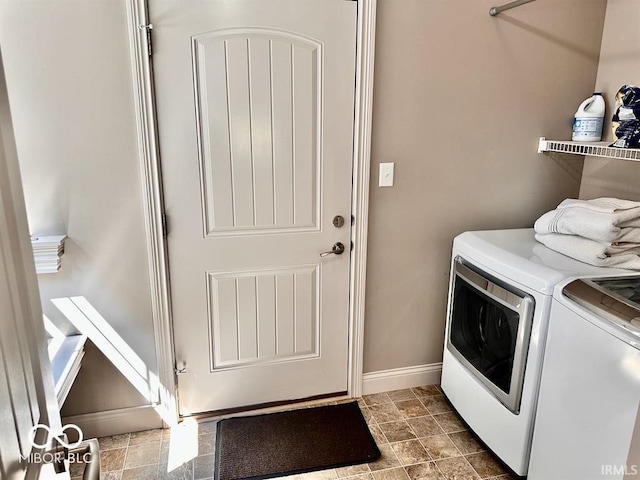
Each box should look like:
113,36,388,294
350,241,354,251
175,361,187,375
161,212,168,237
139,23,153,56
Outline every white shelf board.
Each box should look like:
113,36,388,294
538,137,640,161
50,334,86,406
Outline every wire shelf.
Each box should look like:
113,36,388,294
538,137,640,161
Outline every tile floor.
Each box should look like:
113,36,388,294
72,385,518,480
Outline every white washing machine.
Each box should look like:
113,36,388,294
440,229,628,476
529,275,640,480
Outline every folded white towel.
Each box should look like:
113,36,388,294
557,197,640,214
534,233,640,270
534,197,640,243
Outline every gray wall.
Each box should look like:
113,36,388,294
0,1,155,415
580,0,640,201
364,0,607,373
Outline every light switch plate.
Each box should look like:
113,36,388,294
379,162,394,187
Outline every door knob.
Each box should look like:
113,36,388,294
320,242,345,257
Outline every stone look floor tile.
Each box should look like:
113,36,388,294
432,413,467,434
419,435,461,460
300,468,338,480
406,416,444,438
197,432,216,456
98,434,130,451
371,467,410,480
336,463,370,477
394,400,429,419
197,421,218,436
369,403,403,424
435,457,479,480
419,396,452,415
378,421,417,442
194,454,215,480
405,462,445,480
361,407,375,425
121,464,159,480
101,472,123,480
92,385,516,480
411,386,440,397
100,448,127,472
448,431,485,455
160,447,194,473
344,474,373,480
464,452,507,478
129,429,163,445
124,442,161,469
364,393,392,406
158,459,194,480
387,389,417,402
369,424,389,444
368,444,401,472
390,440,431,466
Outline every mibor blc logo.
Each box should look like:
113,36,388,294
22,424,91,466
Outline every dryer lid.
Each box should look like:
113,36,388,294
563,277,640,346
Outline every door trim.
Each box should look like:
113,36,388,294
349,0,377,398
125,0,377,423
125,0,178,426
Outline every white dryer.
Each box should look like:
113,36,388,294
440,229,627,476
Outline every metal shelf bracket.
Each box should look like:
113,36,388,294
490,0,536,16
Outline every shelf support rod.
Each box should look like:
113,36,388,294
490,0,535,16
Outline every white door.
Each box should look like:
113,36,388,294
150,0,358,414
0,52,61,480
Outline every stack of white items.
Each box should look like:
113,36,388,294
534,198,640,270
31,235,67,274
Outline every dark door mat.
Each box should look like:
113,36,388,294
214,401,380,480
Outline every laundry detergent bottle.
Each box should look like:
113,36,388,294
572,92,605,142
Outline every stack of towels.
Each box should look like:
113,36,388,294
534,197,640,270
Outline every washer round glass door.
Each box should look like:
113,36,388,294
447,258,535,413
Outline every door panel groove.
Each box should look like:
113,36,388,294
246,38,257,227
269,39,277,226
274,273,279,357
224,40,237,228
290,43,296,225
293,272,297,353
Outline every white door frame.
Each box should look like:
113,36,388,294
125,0,377,425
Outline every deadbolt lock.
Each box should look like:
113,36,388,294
332,215,345,228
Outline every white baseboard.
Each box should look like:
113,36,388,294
362,363,442,395
62,405,163,439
